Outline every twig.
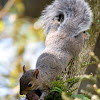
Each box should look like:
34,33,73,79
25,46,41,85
0,0,15,19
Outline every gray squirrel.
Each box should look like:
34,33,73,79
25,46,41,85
19,0,93,100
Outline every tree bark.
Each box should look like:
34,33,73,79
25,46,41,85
78,34,100,92
78,0,100,92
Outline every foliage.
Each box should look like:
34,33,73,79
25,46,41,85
45,52,100,100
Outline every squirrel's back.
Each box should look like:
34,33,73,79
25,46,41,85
36,0,93,82
42,0,93,36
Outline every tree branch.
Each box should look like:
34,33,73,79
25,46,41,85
0,0,15,19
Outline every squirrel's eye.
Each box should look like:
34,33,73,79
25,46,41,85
83,31,86,33
28,83,32,87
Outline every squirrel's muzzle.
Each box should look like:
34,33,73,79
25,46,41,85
20,91,23,95
20,85,23,95
20,87,27,95
20,90,27,95
20,89,24,95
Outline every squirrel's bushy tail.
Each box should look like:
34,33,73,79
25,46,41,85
41,0,93,36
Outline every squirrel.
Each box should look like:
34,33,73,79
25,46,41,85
19,0,93,100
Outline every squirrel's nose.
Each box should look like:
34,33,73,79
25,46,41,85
20,90,27,95
20,92,23,95
20,90,23,95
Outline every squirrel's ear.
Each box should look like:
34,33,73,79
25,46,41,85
33,69,39,79
23,65,26,73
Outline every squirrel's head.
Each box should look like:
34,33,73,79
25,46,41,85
19,65,39,95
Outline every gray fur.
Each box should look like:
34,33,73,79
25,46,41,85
36,32,84,86
41,0,93,36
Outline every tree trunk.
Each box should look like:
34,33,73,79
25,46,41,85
77,0,100,92
78,33,100,92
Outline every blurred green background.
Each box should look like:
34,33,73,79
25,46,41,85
0,0,100,100
0,0,53,100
